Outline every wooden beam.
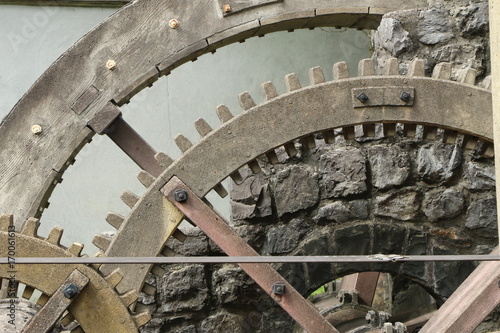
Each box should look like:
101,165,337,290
419,248,500,333
0,1,129,7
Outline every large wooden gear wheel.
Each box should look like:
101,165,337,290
0,0,499,332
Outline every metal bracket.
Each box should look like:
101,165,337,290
21,269,89,333
219,0,283,16
352,87,415,108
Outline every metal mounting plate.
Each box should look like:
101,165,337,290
352,86,415,108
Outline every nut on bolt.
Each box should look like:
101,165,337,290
63,283,79,299
106,60,116,70
169,19,179,29
223,4,231,12
357,92,369,103
174,189,188,202
272,282,286,295
400,91,412,102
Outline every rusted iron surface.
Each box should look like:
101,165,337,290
161,176,339,333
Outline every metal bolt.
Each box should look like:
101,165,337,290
106,60,116,70
63,284,79,299
169,19,179,29
400,91,412,102
31,124,42,134
272,282,286,295
173,189,188,202
357,92,369,103
223,4,231,12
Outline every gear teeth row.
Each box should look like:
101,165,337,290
121,190,140,209
93,234,112,252
21,217,40,237
137,170,155,188
46,226,64,245
175,134,193,153
106,212,125,229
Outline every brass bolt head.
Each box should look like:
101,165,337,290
106,60,116,70
223,4,231,13
169,19,179,29
31,124,42,134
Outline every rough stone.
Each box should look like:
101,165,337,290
465,196,498,238
301,235,333,291
459,3,489,38
276,262,308,296
423,188,465,222
368,145,411,189
417,143,461,183
375,189,420,221
200,312,248,333
466,161,495,191
166,227,209,256
403,229,429,281
266,219,311,254
433,247,476,299
234,224,265,251
319,148,367,198
158,265,208,313
418,8,454,45
212,266,259,305
231,170,272,219
374,17,413,56
274,165,319,217
313,200,369,224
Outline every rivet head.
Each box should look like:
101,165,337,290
106,60,116,70
169,19,179,29
357,92,369,103
223,4,231,12
31,124,42,134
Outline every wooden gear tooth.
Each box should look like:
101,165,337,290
92,234,112,252
265,150,280,164
120,290,139,307
155,152,174,169
284,142,298,157
407,59,425,77
333,61,350,80
68,243,84,256
459,67,477,85
358,58,375,76
302,136,316,149
195,118,213,137
36,293,49,306
92,250,105,270
151,265,166,277
105,268,124,288
323,130,336,144
230,171,244,185
61,313,75,327
239,92,256,111
216,104,234,123
383,57,399,75
46,226,64,245
172,228,187,242
309,66,325,85
432,62,452,80
247,160,261,174
142,283,156,296
481,75,492,90
133,312,152,328
22,285,35,300
285,73,301,92
161,246,176,257
213,183,229,198
137,170,155,188
21,217,40,237
106,212,125,229
175,134,193,153
261,81,279,100
121,191,140,209
0,214,13,232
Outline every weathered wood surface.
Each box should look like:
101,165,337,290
420,249,500,333
0,1,128,6
0,0,429,227
102,73,493,294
